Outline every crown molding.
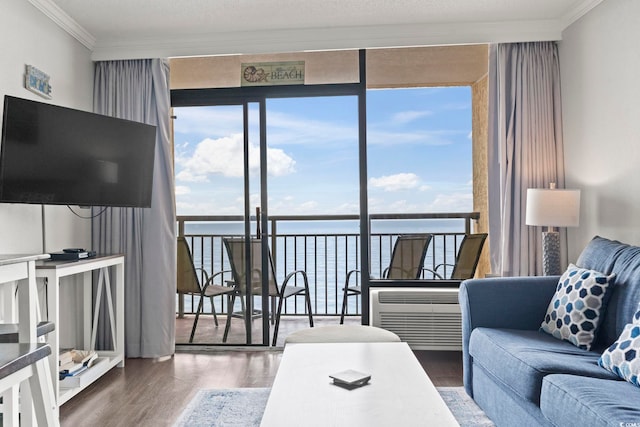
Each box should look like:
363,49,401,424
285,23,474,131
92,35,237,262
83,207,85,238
561,0,604,28
25,0,601,59
27,0,95,50
91,20,563,61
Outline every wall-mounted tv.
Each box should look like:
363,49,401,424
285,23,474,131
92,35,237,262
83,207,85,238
0,95,156,208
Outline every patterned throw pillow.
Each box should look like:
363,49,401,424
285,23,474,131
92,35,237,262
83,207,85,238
540,264,615,350
598,304,640,387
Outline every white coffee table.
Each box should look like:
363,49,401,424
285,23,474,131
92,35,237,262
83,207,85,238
260,342,459,427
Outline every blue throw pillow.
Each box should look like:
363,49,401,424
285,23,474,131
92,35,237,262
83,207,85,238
540,264,615,351
598,304,640,388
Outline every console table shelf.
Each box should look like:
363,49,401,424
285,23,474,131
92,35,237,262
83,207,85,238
36,254,125,410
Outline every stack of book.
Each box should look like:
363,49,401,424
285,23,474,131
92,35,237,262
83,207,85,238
59,349,98,380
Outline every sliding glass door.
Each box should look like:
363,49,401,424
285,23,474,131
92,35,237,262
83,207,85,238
174,101,270,346
173,57,368,345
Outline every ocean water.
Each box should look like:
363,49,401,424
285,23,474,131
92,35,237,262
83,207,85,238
183,218,465,236
180,219,467,315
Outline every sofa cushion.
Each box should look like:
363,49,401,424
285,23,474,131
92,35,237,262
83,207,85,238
540,374,640,427
469,328,618,405
575,236,624,274
540,263,614,351
598,304,640,387
577,236,640,349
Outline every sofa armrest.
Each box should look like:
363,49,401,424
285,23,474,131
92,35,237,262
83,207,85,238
460,276,559,331
459,276,559,396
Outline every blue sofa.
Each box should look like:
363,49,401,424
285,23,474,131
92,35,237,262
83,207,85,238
459,236,640,427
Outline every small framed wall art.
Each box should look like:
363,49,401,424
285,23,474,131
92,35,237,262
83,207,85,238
25,64,52,99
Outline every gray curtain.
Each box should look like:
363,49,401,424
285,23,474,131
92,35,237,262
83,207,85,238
487,42,566,277
92,59,176,357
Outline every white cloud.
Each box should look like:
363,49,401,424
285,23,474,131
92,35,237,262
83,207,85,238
249,193,262,207
391,110,432,125
427,192,473,212
173,88,473,217
175,200,196,212
369,173,421,191
177,199,242,215
175,185,191,195
176,134,296,182
367,129,464,146
333,202,359,214
387,199,418,211
298,201,319,211
266,147,297,176
266,111,357,146
174,107,358,148
366,197,386,212
174,107,243,139
175,170,208,183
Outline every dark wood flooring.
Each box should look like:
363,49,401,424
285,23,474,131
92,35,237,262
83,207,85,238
60,316,463,427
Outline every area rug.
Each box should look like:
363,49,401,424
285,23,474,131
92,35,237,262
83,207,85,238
173,386,494,427
173,388,270,427
437,387,495,427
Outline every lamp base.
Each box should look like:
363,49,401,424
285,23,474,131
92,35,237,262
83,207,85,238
542,231,561,276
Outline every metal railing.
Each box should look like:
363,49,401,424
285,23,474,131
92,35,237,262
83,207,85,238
176,212,479,318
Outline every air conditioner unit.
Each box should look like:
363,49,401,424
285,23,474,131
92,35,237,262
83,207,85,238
370,287,462,350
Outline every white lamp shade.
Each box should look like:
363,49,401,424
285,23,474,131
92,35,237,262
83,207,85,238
525,188,581,227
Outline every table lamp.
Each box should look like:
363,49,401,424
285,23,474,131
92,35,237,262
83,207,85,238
525,183,581,275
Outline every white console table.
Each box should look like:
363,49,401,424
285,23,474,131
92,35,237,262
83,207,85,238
36,254,125,407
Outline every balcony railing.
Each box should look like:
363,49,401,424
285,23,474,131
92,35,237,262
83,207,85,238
176,212,479,318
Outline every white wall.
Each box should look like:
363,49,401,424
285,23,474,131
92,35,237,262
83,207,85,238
0,0,94,254
559,0,640,261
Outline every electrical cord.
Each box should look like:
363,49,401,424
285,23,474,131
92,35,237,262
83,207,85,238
66,205,109,219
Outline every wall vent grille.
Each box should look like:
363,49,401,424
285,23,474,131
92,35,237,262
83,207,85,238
371,288,461,351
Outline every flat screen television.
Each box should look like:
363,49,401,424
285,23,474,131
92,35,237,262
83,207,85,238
0,95,156,208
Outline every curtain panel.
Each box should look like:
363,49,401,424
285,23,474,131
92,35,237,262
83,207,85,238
487,42,566,277
92,59,176,358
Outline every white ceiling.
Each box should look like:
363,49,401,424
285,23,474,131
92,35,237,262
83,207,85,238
30,0,603,60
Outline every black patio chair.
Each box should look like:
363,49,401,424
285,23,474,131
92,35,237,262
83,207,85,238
340,234,433,324
423,233,487,280
222,238,313,346
177,236,235,343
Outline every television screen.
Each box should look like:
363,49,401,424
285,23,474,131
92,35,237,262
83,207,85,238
0,95,156,207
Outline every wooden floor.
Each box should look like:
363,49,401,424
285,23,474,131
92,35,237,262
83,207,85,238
60,316,463,427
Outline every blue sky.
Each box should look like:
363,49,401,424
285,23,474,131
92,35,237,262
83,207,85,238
174,86,472,216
